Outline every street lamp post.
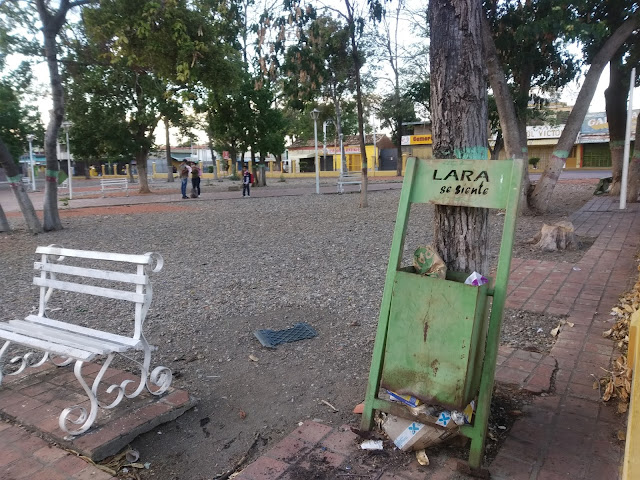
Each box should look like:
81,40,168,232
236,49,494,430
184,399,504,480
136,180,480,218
310,108,320,194
339,133,345,175
61,121,73,199
26,134,35,191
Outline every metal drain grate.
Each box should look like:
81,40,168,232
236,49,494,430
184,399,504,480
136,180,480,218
253,323,318,348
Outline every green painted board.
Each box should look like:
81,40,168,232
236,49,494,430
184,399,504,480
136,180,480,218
409,158,518,208
381,269,489,410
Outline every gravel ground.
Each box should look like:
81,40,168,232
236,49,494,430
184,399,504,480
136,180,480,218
0,180,595,478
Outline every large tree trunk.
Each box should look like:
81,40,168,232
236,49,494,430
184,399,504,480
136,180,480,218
207,138,219,181
230,146,238,176
136,149,151,193
250,150,257,186
39,17,65,231
331,80,347,174
430,0,489,274
481,15,531,213
0,203,9,232
165,118,174,182
627,110,640,203
490,131,503,160
259,155,267,186
345,0,368,207
530,15,640,212
0,138,43,234
395,113,403,175
606,54,628,196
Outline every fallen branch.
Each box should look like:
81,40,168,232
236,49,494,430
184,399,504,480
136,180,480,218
321,399,338,412
214,433,262,480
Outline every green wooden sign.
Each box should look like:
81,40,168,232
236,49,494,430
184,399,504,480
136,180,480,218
361,157,524,470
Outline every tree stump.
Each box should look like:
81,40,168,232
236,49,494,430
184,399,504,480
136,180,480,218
530,221,581,252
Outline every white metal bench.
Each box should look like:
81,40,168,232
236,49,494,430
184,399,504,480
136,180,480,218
100,178,129,197
0,245,171,436
58,178,69,193
337,172,362,194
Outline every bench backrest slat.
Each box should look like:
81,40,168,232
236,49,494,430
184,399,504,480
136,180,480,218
34,277,146,303
35,246,150,265
34,262,148,285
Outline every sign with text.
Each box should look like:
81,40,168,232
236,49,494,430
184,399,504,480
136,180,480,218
581,110,639,135
408,158,523,209
401,135,433,146
526,125,564,139
326,145,361,155
222,151,230,160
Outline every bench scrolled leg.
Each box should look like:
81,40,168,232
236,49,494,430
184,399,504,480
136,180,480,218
59,360,99,437
0,341,50,385
147,365,172,395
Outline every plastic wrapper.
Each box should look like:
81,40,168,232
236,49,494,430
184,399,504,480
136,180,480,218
464,271,488,286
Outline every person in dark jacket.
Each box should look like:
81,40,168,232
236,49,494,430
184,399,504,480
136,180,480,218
242,165,251,197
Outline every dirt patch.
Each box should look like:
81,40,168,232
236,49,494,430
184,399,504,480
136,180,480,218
0,178,600,478
500,308,567,354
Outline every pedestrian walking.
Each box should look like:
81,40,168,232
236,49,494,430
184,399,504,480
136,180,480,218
178,160,191,199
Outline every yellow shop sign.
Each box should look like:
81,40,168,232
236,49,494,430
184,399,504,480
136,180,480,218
401,135,433,146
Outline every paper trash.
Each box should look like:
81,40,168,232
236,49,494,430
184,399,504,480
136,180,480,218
464,271,488,286
463,400,475,424
386,390,422,408
435,411,452,427
413,246,446,279
451,411,466,426
382,415,457,451
360,440,384,450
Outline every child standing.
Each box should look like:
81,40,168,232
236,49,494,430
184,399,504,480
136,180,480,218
242,165,251,197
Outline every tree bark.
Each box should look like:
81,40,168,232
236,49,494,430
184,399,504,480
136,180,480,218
490,131,503,160
0,138,43,234
330,80,347,174
38,6,67,231
430,0,489,274
230,146,238,176
605,54,627,196
529,14,640,212
481,15,531,213
0,203,9,232
345,0,368,207
531,221,580,252
259,155,267,186
627,111,640,203
207,138,219,181
250,150,257,186
136,149,151,193
165,118,174,182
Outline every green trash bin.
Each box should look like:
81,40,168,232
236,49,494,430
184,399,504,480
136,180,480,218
361,157,524,470
381,269,490,410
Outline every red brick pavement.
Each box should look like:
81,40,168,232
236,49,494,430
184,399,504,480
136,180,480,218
0,421,115,480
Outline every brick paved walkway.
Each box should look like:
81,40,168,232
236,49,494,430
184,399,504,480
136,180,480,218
231,197,639,480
